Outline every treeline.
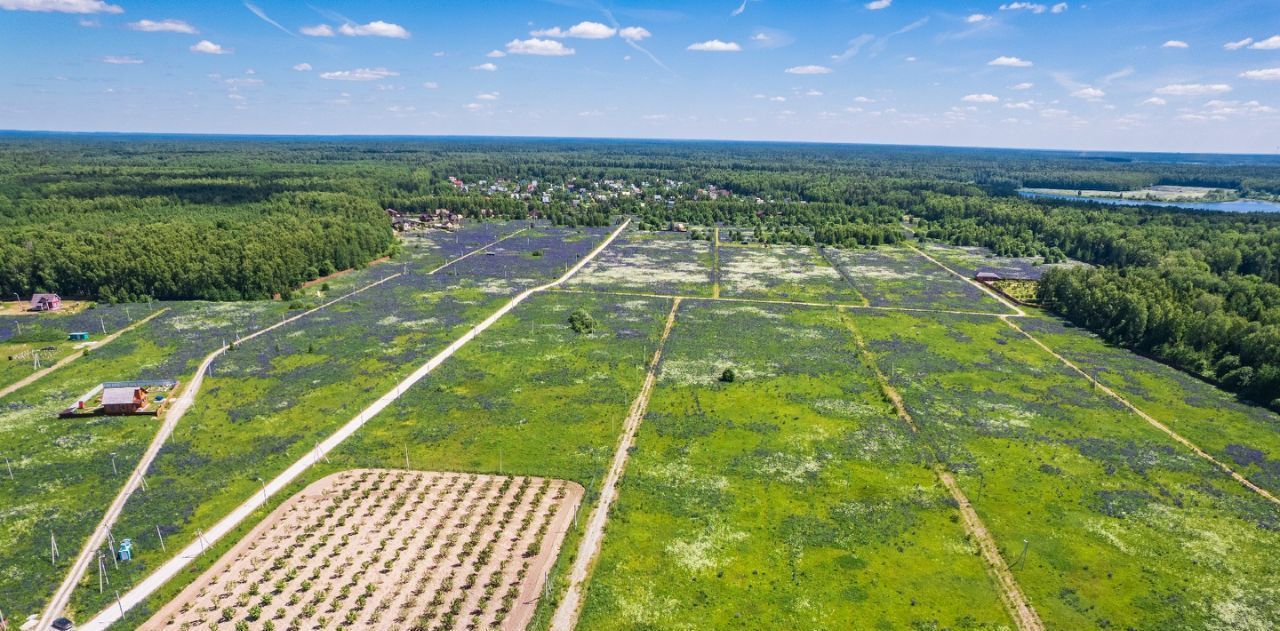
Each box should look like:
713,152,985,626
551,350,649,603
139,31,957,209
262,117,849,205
912,194,1280,408
0,191,394,301
1039,266,1279,407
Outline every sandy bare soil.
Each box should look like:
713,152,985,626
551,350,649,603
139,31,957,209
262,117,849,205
143,469,582,631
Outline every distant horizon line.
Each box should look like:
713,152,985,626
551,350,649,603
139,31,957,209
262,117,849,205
2,128,1279,160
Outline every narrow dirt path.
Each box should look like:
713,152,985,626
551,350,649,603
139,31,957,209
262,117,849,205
549,297,682,631
0,308,168,401
905,242,1026,317
552,287,1009,317
711,227,722,299
78,219,632,629
1002,316,1280,507
819,247,871,307
841,313,1045,631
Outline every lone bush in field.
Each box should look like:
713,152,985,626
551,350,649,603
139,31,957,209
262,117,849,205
568,308,597,334
720,368,736,383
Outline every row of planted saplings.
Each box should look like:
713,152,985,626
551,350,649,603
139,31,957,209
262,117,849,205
166,470,566,630
170,470,407,630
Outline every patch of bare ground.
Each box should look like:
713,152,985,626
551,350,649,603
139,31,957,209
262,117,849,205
142,469,582,631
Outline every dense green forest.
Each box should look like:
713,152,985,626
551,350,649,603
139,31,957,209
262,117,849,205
1,134,1278,407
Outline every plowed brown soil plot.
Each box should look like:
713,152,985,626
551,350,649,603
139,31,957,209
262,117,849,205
144,469,582,631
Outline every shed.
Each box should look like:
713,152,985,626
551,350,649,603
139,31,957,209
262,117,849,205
102,387,145,415
69,332,90,341
29,294,62,312
975,271,1003,282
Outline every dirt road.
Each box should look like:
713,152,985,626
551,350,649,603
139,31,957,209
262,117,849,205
549,297,682,630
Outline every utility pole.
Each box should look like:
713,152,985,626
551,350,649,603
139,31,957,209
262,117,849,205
100,316,106,334
110,452,118,476
4,457,12,479
156,525,166,552
50,531,59,565
107,532,118,569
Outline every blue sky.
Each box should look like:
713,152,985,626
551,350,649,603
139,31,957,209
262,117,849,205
1,0,1278,153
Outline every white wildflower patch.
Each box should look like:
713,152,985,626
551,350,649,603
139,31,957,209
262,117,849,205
757,451,824,484
1084,518,1133,554
665,521,748,573
377,315,402,326
976,401,1035,429
648,461,729,493
659,356,777,386
720,246,842,291
706,305,783,320
613,582,680,626
813,398,880,419
570,241,710,289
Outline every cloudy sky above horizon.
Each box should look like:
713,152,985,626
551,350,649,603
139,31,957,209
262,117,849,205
2,0,1279,153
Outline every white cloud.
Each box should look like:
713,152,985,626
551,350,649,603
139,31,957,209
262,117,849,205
687,39,741,52
292,63,311,71
190,40,231,55
1000,3,1047,14
0,0,122,13
785,65,833,74
1005,101,1034,110
476,92,499,100
128,19,197,33
1240,68,1280,81
1072,86,1105,99
966,13,990,23
1154,83,1232,96
471,62,498,72
866,0,892,9
533,21,616,39
101,55,143,64
1141,97,1166,106
318,67,399,81
1162,40,1189,49
769,96,786,102
1251,35,1280,50
1051,2,1068,13
422,81,439,89
988,55,1033,67
619,26,651,41
464,103,486,112
300,24,334,37
805,89,823,96
853,96,875,103
962,93,999,103
1010,82,1035,90
1224,37,1253,50
486,49,506,58
339,21,410,39
506,38,575,56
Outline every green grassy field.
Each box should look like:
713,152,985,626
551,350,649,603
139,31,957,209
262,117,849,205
1019,313,1280,496
579,302,1013,630
101,291,673,627
855,310,1280,629
0,302,281,622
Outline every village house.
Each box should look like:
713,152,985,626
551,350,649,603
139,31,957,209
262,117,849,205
101,386,146,415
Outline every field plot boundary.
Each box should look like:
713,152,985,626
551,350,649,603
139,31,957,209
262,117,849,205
79,219,632,629
1003,316,1280,507
549,297,681,631
819,246,871,306
552,287,1011,317
905,242,1025,316
841,313,1044,631
0,307,168,401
